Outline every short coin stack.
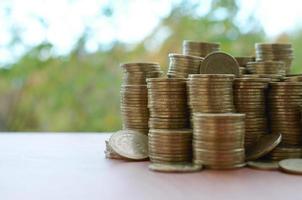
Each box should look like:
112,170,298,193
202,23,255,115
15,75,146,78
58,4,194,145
235,56,255,75
266,147,302,161
120,62,162,134
268,82,302,146
233,77,270,149
192,113,246,169
255,43,294,74
246,61,286,76
182,40,220,57
285,74,302,82
147,78,192,164
167,53,203,78
187,74,235,113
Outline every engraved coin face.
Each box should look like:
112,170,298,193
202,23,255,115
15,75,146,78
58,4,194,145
148,163,203,173
109,130,148,160
279,159,302,175
200,52,240,77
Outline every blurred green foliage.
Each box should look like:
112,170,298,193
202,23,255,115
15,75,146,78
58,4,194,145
0,0,301,131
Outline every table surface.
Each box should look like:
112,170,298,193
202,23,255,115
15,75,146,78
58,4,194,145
0,133,302,200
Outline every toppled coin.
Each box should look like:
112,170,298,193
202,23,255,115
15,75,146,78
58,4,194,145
109,130,149,160
279,158,302,175
247,160,279,170
246,133,282,161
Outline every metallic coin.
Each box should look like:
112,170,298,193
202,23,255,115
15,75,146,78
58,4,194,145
279,159,302,175
247,160,279,170
246,133,282,161
109,130,148,160
200,52,240,76
149,163,202,173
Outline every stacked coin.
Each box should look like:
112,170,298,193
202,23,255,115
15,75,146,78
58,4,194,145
241,74,284,82
120,62,163,134
235,56,255,75
148,129,192,163
285,74,302,82
255,43,294,74
233,77,270,149
266,146,302,161
147,78,190,129
246,61,286,76
183,40,220,57
167,53,203,78
268,82,302,146
187,74,235,113
192,113,246,169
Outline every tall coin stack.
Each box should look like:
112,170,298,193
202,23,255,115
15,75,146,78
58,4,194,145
167,53,203,78
235,56,255,75
192,113,246,169
120,62,163,134
233,77,270,149
267,82,302,160
255,43,294,74
187,74,235,113
246,61,286,76
183,40,220,57
147,78,192,164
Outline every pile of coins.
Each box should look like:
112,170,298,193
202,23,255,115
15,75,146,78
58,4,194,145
268,82,302,146
147,78,192,164
255,43,294,74
246,61,286,76
120,62,162,134
235,56,255,75
192,113,246,169
233,77,270,149
183,40,220,57
187,74,235,113
167,53,203,78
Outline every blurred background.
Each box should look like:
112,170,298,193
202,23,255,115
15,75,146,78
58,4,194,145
0,0,301,132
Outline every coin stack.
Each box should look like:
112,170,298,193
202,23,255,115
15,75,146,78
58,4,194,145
120,62,163,134
147,78,192,163
241,74,284,82
266,146,302,161
167,53,203,78
285,74,302,82
192,113,246,169
246,61,286,76
148,129,193,163
187,74,235,113
268,82,302,146
235,56,255,75
233,77,270,149
183,40,220,57
255,43,294,74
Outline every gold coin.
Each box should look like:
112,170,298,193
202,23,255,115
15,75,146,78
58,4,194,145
109,130,148,160
148,163,202,173
279,159,302,175
245,133,282,161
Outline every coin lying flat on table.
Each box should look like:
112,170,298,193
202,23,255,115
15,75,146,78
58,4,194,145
109,130,149,160
247,160,279,170
246,133,282,161
200,52,240,77
279,159,302,175
149,163,203,173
